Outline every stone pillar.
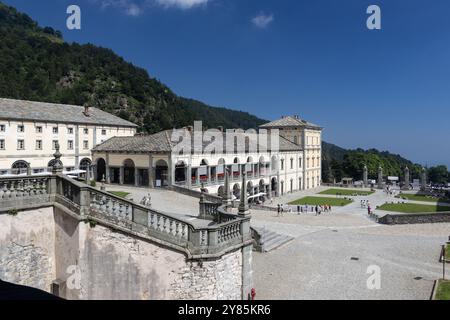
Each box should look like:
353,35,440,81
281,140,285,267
134,167,139,187
241,244,253,300
222,168,232,205
239,173,249,214
403,166,410,190
377,166,383,189
119,166,124,185
148,155,154,188
106,153,111,184
187,165,192,188
421,167,427,191
363,165,368,188
85,165,90,184
207,166,211,185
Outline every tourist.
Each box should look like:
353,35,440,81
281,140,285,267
277,204,281,217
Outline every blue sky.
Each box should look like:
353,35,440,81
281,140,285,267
4,0,450,166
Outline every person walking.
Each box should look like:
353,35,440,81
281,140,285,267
277,204,281,217
297,205,301,215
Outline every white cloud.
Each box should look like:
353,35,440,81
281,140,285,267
251,13,274,29
155,0,209,9
93,0,209,16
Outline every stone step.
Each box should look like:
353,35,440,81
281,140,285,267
252,227,294,253
263,235,294,252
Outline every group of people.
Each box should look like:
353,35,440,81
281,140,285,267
360,199,373,215
276,204,332,216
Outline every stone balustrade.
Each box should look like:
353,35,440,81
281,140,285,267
0,174,251,258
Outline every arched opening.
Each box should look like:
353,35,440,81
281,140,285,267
232,157,240,179
96,158,106,182
280,181,284,195
217,158,226,182
79,158,92,171
175,161,187,185
155,159,169,187
271,155,278,171
12,160,29,175
259,156,266,176
233,183,241,200
199,159,209,184
271,177,278,197
247,181,253,195
218,186,225,197
123,159,135,185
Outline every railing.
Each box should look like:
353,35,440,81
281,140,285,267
0,174,251,258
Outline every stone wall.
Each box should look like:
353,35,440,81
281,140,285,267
378,212,450,225
0,207,250,300
0,208,55,292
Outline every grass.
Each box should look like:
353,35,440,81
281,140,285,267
289,196,353,207
378,203,449,214
108,191,130,199
396,193,450,204
446,244,450,262
435,280,450,300
319,188,374,196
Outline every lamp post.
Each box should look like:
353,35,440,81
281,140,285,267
443,244,446,280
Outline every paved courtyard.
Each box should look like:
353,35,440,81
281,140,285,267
103,184,449,300
252,188,449,300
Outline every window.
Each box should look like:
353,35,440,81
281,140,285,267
83,140,89,150
67,140,74,150
52,140,59,150
17,139,25,150
0,124,5,132
299,158,302,168
0,139,4,150
68,128,74,134
17,125,24,133
290,158,294,169
36,140,42,150
101,129,107,135
36,126,43,133
83,128,88,134
53,127,59,134
281,159,284,171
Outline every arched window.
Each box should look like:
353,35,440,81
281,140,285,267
280,159,284,171
79,158,92,171
12,160,29,175
290,158,294,169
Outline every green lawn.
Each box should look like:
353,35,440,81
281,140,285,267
435,280,450,300
396,193,450,204
289,196,353,207
108,191,130,199
446,244,450,261
378,203,449,214
319,188,374,196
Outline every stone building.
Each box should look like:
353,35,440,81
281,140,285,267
0,98,137,176
92,115,323,197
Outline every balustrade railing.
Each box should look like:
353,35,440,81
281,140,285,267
0,174,250,257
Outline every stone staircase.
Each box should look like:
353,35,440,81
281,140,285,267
251,227,294,253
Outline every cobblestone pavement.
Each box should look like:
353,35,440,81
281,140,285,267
252,188,449,300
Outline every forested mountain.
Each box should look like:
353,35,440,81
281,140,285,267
0,2,265,132
1,2,446,183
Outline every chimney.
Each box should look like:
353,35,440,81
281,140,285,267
83,103,91,117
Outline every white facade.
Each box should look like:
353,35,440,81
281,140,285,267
0,99,137,175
